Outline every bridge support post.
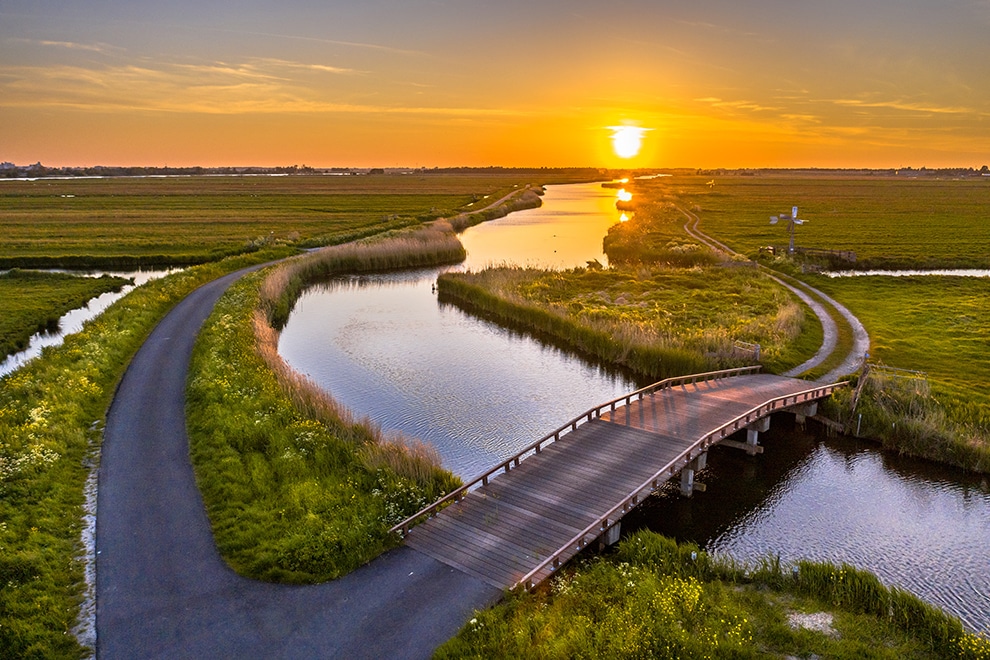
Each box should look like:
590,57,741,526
793,402,818,426
680,467,695,497
679,451,709,497
746,417,770,455
599,522,621,550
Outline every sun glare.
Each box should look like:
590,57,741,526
609,125,647,159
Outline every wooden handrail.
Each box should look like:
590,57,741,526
513,380,849,591
388,366,762,536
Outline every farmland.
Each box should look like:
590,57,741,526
0,270,130,360
0,172,590,267
667,173,990,269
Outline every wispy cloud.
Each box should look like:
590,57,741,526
831,98,981,116
0,59,527,118
694,97,780,113
10,38,120,55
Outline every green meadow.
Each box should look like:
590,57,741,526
2,170,988,656
666,173,990,269
0,173,576,267
0,270,130,361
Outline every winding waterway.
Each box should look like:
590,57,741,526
279,182,990,633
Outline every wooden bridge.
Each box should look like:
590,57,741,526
391,367,846,592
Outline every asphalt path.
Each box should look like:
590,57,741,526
679,205,869,381
96,265,500,659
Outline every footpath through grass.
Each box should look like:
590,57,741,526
0,248,293,658
670,173,990,269
0,270,130,361
437,531,990,659
618,173,990,471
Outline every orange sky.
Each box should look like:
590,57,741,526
2,1,988,168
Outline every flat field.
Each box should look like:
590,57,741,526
808,273,990,419
0,172,561,266
662,174,990,269
0,270,130,360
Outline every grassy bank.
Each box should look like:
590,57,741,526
438,263,814,381
438,531,990,659
0,248,293,658
0,270,130,361
186,226,467,583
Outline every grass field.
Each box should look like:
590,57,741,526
658,173,990,269
809,274,990,421
0,270,130,360
0,173,589,267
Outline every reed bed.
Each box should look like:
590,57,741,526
825,366,990,473
438,264,808,382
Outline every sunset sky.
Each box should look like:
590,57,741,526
2,0,988,168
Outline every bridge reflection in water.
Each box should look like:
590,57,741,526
393,367,846,591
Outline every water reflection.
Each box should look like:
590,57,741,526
280,269,636,477
625,421,990,633
457,182,623,270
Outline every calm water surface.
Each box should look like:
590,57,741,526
279,182,990,633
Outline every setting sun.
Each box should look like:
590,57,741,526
609,126,648,159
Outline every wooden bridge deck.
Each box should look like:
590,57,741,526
395,369,845,591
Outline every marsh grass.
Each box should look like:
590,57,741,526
0,248,292,658
808,274,990,471
437,531,990,659
824,366,990,473
0,270,130,360
438,264,811,381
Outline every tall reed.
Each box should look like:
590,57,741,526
252,222,470,484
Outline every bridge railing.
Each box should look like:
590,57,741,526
513,379,849,591
389,365,762,536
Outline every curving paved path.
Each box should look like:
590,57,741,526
679,205,869,381
96,266,500,659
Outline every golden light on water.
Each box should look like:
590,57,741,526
609,125,648,159
616,188,632,202
619,213,630,222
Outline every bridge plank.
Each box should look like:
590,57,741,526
403,373,838,591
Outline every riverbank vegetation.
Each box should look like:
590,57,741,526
0,172,575,268
186,224,469,583
439,264,814,381
0,270,130,360
437,531,990,659
0,248,293,658
812,274,990,472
